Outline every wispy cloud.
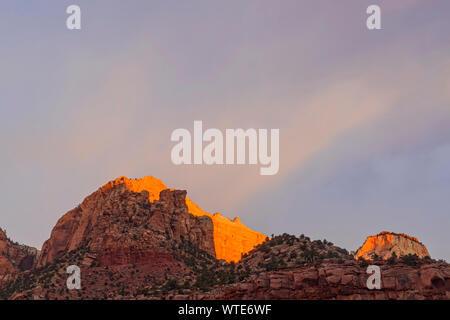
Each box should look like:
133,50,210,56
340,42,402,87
1,1,450,261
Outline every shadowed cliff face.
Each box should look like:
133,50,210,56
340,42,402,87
0,229,39,283
355,231,431,260
103,176,267,262
0,230,16,277
37,185,215,268
37,176,266,266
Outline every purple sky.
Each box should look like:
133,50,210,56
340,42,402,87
1,0,449,260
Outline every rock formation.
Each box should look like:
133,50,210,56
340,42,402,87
355,231,431,260
190,260,450,300
1,178,449,300
38,176,265,265
115,176,267,262
170,234,450,300
0,228,39,284
210,213,267,262
37,183,216,268
2,228,449,300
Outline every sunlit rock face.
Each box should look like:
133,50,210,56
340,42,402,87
111,176,267,262
210,213,267,263
112,176,267,262
38,176,266,265
355,231,431,260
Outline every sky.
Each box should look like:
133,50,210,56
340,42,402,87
1,0,449,261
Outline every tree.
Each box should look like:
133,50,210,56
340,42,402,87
301,247,318,263
387,252,397,265
402,254,421,266
358,257,369,268
370,253,381,261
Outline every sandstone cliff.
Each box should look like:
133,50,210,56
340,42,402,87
163,234,449,300
3,230,449,300
38,176,265,265
2,177,448,300
0,229,39,284
112,176,267,262
37,184,216,268
189,260,450,300
355,231,431,260
210,213,267,263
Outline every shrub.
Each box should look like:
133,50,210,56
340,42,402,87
370,253,381,261
358,257,369,268
387,252,397,265
401,254,421,266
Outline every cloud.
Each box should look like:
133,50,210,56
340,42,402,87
6,38,450,223
2,0,450,258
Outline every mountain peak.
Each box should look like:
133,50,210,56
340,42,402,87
41,175,266,264
377,231,421,244
100,176,168,202
0,229,38,278
356,231,430,260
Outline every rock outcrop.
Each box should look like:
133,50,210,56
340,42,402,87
114,176,267,262
2,228,449,300
355,231,431,260
0,229,39,284
210,213,267,262
167,234,449,300
191,260,450,300
2,177,448,301
37,183,216,268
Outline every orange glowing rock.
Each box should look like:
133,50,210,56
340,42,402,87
102,176,267,262
355,231,430,260
210,213,267,262
100,176,167,202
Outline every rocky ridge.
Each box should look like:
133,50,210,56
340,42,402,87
1,177,449,300
182,234,449,300
0,229,39,285
59,176,266,263
192,260,450,300
356,231,431,260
